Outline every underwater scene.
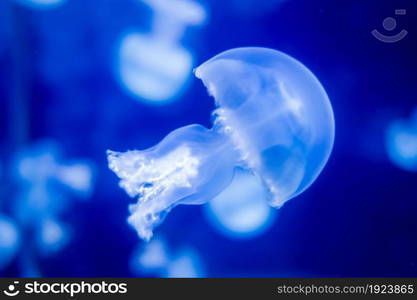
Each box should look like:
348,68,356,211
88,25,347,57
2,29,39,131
0,0,416,277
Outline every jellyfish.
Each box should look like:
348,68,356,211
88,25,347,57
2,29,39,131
14,140,94,224
108,47,335,241
12,140,94,275
118,0,206,102
131,237,204,277
386,108,417,172
204,168,276,239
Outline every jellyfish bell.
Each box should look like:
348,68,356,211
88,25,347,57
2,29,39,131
36,217,69,255
118,32,192,102
386,109,417,172
118,0,206,102
196,47,335,205
55,162,95,197
144,0,206,28
108,47,335,241
15,142,60,184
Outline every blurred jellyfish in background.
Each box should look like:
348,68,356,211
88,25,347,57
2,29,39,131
117,0,206,102
204,168,276,239
108,47,335,241
12,140,94,275
131,237,204,277
14,0,67,9
386,108,417,172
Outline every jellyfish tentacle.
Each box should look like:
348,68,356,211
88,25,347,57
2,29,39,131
108,124,239,240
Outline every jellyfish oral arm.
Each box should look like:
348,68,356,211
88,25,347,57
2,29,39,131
108,124,238,240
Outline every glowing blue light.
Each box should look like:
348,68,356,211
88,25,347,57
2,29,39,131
117,0,206,102
0,216,20,270
131,238,204,277
386,109,417,172
205,168,275,239
108,47,335,240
